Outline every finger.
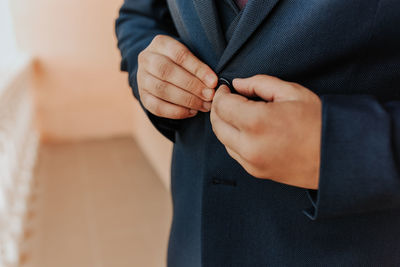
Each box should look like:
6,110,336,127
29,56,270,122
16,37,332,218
150,35,218,88
232,75,296,102
144,52,214,101
213,85,262,130
142,72,211,112
210,105,242,153
141,91,198,119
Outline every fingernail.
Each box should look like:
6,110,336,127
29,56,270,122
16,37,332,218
202,88,214,100
189,109,198,115
203,102,211,111
205,74,217,87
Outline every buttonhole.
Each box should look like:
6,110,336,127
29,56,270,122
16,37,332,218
212,178,237,187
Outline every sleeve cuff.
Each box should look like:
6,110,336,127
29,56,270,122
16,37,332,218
303,95,400,220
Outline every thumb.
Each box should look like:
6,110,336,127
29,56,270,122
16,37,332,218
232,75,295,102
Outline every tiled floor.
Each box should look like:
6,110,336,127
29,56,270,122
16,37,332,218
21,137,172,267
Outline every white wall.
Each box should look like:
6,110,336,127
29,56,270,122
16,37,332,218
0,2,38,264
0,0,18,69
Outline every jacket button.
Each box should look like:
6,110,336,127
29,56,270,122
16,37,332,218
217,77,232,91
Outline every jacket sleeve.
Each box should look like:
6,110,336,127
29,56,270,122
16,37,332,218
115,0,181,142
303,95,400,220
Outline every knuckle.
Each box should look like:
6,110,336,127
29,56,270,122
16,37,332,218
254,74,265,81
247,166,264,179
172,108,187,119
193,64,204,78
138,51,144,63
136,69,144,83
138,71,148,87
151,102,162,117
184,95,196,108
143,95,162,117
174,48,189,66
268,75,281,82
138,86,145,99
155,80,167,93
152,34,166,45
137,80,145,94
288,82,301,90
185,78,198,91
157,61,172,79
240,144,261,166
138,51,147,65
141,93,151,109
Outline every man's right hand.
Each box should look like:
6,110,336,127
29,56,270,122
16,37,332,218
137,35,218,119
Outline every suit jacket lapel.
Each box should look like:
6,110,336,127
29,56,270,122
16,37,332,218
216,0,281,72
193,0,226,58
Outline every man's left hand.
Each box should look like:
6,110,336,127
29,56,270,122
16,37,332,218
210,75,322,189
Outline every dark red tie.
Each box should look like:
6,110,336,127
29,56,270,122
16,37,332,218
235,0,248,9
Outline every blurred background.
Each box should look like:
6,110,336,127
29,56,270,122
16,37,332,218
0,0,173,266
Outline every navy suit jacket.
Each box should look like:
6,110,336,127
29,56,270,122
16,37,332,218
116,0,400,266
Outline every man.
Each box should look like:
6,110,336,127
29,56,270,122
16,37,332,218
116,0,400,266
